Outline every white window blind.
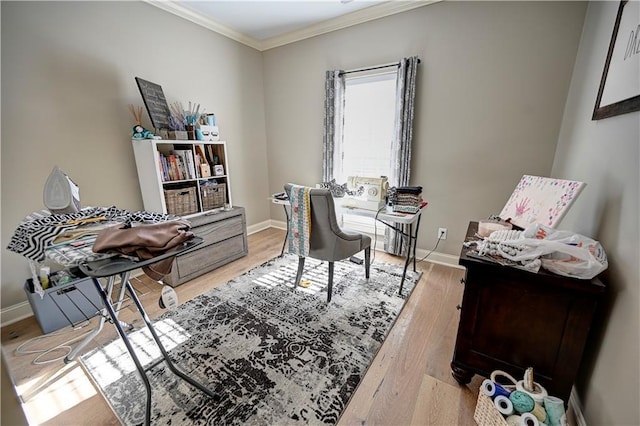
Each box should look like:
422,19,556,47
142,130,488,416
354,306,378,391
337,71,397,236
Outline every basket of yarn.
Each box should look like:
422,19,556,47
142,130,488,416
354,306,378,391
473,368,568,426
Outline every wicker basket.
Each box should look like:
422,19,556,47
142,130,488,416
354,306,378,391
201,183,226,211
474,393,509,426
164,186,198,216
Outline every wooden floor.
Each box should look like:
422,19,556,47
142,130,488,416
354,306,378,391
1,228,483,425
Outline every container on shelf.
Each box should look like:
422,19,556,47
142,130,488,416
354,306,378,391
201,183,226,211
164,186,198,216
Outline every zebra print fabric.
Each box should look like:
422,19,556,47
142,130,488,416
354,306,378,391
6,206,176,262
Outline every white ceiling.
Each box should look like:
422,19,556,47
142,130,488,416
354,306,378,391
146,0,437,51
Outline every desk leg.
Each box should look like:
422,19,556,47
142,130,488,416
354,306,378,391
412,215,422,272
399,223,413,295
280,205,290,257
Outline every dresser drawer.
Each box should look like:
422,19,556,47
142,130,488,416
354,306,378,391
193,214,244,246
173,234,247,280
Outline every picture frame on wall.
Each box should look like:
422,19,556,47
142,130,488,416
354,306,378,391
592,0,640,120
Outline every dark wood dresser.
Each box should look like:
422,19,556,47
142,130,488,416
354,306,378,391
451,221,605,402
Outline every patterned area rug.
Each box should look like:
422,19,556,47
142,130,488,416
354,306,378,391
80,254,421,425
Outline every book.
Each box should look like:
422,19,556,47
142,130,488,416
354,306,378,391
173,149,197,179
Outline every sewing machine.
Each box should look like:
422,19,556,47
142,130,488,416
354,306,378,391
341,176,389,211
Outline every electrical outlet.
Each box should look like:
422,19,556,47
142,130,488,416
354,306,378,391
438,228,447,240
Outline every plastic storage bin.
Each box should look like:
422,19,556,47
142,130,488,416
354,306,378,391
24,276,104,334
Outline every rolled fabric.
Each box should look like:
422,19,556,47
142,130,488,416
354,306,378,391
510,390,535,414
521,412,539,426
516,379,548,404
481,379,512,398
495,395,515,416
530,402,547,422
543,395,567,426
480,379,495,397
506,415,522,426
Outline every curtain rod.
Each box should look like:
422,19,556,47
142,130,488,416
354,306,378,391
339,58,421,76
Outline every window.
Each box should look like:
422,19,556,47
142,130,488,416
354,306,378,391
334,71,397,183
335,71,397,235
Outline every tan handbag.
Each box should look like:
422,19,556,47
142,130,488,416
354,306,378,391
93,220,194,280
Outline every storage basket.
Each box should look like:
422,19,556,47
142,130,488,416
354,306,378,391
164,186,198,216
474,393,509,426
475,370,517,426
201,183,226,211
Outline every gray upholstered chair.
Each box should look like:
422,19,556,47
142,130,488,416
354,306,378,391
284,183,371,302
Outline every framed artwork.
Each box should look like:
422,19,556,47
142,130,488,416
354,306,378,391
592,0,640,120
499,175,586,229
135,77,172,130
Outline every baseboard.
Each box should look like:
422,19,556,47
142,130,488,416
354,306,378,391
270,220,287,231
0,301,34,328
569,387,587,426
414,248,461,268
247,220,273,235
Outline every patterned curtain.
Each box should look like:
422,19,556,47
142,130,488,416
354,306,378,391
384,56,420,255
322,70,345,182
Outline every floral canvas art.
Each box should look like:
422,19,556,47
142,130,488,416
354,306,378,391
499,175,586,229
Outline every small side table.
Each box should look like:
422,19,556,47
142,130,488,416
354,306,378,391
271,196,290,256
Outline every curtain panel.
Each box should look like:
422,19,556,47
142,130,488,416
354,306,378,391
384,56,420,255
322,70,345,182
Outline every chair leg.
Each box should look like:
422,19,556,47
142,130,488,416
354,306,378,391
364,247,371,279
293,256,305,290
327,262,334,303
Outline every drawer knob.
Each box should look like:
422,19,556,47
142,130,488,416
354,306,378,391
456,304,462,310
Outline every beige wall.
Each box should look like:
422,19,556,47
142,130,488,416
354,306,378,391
263,1,586,256
5,2,636,424
1,1,269,309
551,2,639,424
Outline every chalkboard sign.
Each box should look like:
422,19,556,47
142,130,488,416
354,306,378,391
135,77,171,130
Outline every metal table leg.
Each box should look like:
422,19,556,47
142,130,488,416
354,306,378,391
399,223,413,295
412,215,422,272
280,204,290,257
90,272,218,426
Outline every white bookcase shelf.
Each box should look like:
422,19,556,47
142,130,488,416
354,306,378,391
131,138,247,287
132,139,232,216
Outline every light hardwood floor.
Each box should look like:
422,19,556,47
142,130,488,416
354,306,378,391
1,228,483,425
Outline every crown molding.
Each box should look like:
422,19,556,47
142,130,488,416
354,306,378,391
145,0,441,52
144,0,263,50
261,1,441,51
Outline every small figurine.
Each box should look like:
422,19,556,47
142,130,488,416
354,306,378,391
129,103,160,139
132,124,158,139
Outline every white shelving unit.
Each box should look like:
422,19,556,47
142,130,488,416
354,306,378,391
132,139,232,216
131,138,247,287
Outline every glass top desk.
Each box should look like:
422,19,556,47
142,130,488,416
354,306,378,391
272,195,427,294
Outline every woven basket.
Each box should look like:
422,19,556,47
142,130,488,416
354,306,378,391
201,183,226,211
164,186,197,216
475,370,519,426
474,393,509,426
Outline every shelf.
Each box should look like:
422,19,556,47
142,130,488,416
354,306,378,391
131,138,247,287
132,139,232,216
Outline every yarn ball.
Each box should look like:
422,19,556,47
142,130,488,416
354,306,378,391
509,390,535,413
